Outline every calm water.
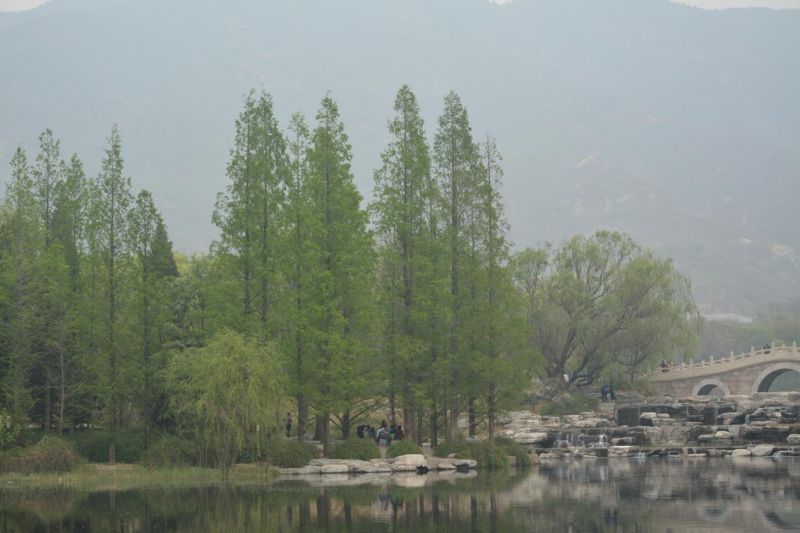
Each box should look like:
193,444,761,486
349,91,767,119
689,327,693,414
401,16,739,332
3,458,800,532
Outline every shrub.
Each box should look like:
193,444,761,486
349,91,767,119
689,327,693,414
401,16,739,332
328,438,380,460
494,436,531,468
469,441,509,470
539,391,599,416
386,440,422,458
141,435,196,467
68,429,146,463
0,436,81,474
434,439,511,470
263,439,319,468
433,440,472,459
0,410,21,450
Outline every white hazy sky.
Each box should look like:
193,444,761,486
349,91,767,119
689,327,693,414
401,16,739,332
1,0,800,12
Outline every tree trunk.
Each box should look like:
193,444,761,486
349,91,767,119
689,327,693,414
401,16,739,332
58,347,65,435
389,389,396,424
403,403,415,443
341,409,351,439
468,398,476,438
320,413,331,455
313,413,324,441
430,404,439,448
296,394,307,441
487,386,496,441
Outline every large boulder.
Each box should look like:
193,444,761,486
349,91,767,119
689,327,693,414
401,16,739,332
750,445,776,457
514,432,549,444
392,454,428,468
787,434,800,446
320,463,350,474
730,449,752,457
451,458,478,469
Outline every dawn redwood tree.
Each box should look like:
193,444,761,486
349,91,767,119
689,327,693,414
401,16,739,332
371,85,432,443
432,91,481,442
128,190,177,444
96,125,134,464
284,112,315,441
306,95,374,454
213,90,288,335
0,148,40,430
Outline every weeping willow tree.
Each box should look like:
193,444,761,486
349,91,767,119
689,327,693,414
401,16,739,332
166,329,284,472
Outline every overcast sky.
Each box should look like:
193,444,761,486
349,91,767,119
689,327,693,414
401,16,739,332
2,0,800,11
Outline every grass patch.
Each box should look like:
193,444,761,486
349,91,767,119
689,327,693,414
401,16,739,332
385,440,422,458
0,463,278,491
539,391,599,416
0,436,81,474
327,438,380,460
263,438,319,468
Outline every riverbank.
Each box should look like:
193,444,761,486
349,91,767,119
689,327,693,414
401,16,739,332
0,463,278,491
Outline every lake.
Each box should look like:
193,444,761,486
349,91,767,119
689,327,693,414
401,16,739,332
2,458,800,532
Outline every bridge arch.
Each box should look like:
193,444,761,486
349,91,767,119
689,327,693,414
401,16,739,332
752,363,800,394
692,378,730,397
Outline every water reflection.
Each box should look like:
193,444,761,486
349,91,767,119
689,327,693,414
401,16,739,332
2,458,800,532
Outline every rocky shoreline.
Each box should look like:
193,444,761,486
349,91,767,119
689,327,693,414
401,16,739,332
279,454,478,476
500,393,800,460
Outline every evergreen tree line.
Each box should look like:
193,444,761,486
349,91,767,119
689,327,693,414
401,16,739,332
0,86,697,462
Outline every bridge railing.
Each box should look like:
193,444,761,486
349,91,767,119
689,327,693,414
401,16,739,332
653,341,799,374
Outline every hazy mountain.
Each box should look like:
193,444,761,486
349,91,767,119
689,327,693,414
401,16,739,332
1,0,798,316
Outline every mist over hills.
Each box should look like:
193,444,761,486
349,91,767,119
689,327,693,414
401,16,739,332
1,0,798,316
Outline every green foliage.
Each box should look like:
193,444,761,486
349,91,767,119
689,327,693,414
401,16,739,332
517,231,698,387
0,436,81,474
166,330,284,469
67,429,145,463
385,440,422,458
539,391,599,416
0,410,21,450
433,439,509,469
262,438,319,468
469,441,509,470
494,436,531,468
141,435,196,468
327,438,380,461
433,440,473,459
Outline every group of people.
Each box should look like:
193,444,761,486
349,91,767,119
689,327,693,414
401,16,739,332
356,420,405,445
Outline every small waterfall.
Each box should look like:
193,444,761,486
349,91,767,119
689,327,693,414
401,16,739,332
595,434,609,449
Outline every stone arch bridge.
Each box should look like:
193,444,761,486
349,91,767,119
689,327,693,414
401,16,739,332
650,342,800,398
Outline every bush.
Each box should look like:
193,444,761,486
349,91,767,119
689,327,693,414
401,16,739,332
141,435,196,467
386,440,422,458
328,438,380,460
0,436,81,474
469,441,509,470
433,440,472,459
494,436,531,468
67,429,146,463
263,438,319,468
433,439,510,470
539,391,599,416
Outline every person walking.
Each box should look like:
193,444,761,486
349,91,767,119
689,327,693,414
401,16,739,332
285,412,293,438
